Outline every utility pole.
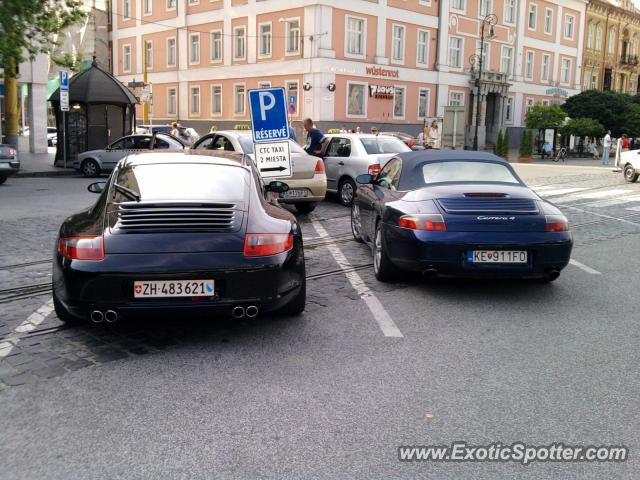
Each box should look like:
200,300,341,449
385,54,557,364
143,41,149,124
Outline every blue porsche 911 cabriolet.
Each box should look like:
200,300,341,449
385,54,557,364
350,151,573,282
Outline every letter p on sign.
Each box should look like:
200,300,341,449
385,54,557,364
258,92,276,121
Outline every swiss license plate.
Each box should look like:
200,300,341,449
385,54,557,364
133,280,215,298
0,162,10,169
468,250,528,264
281,189,309,199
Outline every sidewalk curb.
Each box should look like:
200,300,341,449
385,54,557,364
15,170,78,178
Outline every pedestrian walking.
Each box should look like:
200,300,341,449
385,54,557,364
602,130,612,165
621,134,630,152
171,122,180,138
356,126,361,134
428,120,440,149
371,126,379,136
210,126,218,133
303,118,324,156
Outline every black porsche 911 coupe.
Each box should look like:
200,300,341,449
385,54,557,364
52,152,306,324
350,150,573,282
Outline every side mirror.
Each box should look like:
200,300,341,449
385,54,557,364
87,181,106,194
266,181,290,194
356,174,374,185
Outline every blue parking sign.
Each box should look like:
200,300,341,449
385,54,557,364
248,87,290,143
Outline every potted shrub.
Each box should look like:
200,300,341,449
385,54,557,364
494,130,503,156
501,129,510,159
519,130,533,162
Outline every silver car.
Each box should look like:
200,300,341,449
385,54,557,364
74,133,184,177
322,134,411,206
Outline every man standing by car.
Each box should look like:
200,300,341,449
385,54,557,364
602,130,612,165
303,118,324,156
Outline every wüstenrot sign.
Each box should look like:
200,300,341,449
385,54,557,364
366,66,400,78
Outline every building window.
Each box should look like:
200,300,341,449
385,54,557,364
590,74,598,90
167,0,176,9
122,44,131,72
144,40,153,69
608,29,615,54
188,0,199,4
123,0,131,19
561,58,571,84
451,0,465,11
528,4,537,29
504,0,516,24
234,84,246,114
525,51,534,80
544,8,553,34
259,23,272,57
211,85,222,116
167,88,177,115
346,16,365,57
541,54,550,81
448,91,464,106
211,30,222,62
190,86,200,115
189,33,200,64
167,37,176,66
587,23,594,49
542,99,550,106
564,15,575,40
286,81,299,115
417,30,429,65
393,87,405,118
448,36,463,68
479,0,492,17
234,26,246,59
392,25,405,63
595,26,602,50
286,19,300,54
500,46,513,75
346,82,366,117
143,0,152,14
505,97,513,123
418,88,430,118
526,98,534,113
258,81,271,88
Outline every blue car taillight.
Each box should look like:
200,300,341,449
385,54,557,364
545,215,570,232
399,214,447,231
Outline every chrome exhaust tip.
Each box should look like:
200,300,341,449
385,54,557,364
104,310,118,323
90,310,104,323
246,306,259,318
232,306,245,319
422,268,438,278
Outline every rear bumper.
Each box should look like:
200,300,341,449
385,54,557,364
53,240,305,319
383,223,573,278
277,174,327,204
0,160,20,177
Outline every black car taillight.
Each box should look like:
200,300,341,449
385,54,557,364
243,234,293,257
58,236,104,260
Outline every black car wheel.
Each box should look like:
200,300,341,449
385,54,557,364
81,159,100,178
339,177,356,206
624,164,639,183
294,202,317,214
53,293,86,325
0,176,6,185
351,203,364,243
373,222,399,282
278,278,306,315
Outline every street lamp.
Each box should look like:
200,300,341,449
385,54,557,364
470,14,498,151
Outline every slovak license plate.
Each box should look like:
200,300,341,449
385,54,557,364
133,280,215,298
468,250,528,264
281,189,309,198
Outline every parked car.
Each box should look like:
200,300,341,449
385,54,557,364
192,131,327,214
350,150,573,282
137,124,194,145
380,131,423,150
74,133,185,177
47,127,57,146
0,144,20,184
620,149,640,182
321,133,411,206
53,152,306,324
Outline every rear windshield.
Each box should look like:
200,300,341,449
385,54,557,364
360,137,411,154
113,164,249,203
238,136,304,154
421,161,520,185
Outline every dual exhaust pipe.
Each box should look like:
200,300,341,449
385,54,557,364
90,309,118,324
232,305,259,319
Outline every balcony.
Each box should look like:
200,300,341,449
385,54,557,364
620,54,639,66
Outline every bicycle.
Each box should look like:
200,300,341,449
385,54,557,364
553,147,567,163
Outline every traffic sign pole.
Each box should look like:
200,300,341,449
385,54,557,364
60,71,70,168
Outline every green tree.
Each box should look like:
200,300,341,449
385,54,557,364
519,130,533,158
561,118,605,139
621,104,640,137
51,52,86,73
494,130,503,156
563,90,631,137
501,129,510,157
524,104,566,130
0,0,86,146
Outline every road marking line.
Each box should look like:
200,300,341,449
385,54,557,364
569,259,601,275
310,219,403,338
553,189,632,203
537,187,587,197
0,298,54,359
580,194,640,208
565,204,640,227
